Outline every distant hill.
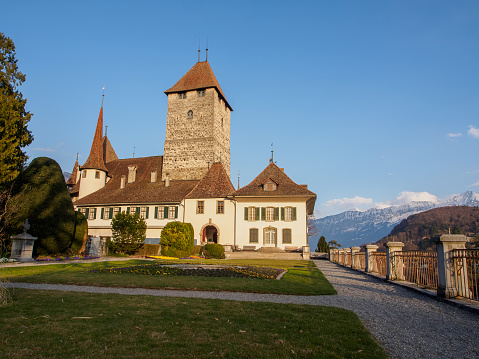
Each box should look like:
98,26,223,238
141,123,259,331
377,206,479,250
309,191,479,248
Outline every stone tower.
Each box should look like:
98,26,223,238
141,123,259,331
162,60,232,181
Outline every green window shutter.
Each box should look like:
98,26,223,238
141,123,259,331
164,206,169,219
136,207,140,214
85,208,89,219
126,207,130,214
109,208,113,219
244,207,248,220
154,206,158,219
146,207,149,219
175,206,178,218
255,207,260,221
274,207,279,221
261,207,266,221
93,208,97,219
292,207,297,221
281,207,285,221
100,208,104,219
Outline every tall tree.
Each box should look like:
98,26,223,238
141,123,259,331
0,32,33,189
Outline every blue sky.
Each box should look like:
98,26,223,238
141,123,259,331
3,0,479,217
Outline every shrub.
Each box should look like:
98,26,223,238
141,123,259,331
110,212,146,255
9,157,76,255
135,244,161,256
202,243,225,259
71,211,88,254
160,221,194,257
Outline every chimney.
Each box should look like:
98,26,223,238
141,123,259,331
151,170,157,183
165,173,170,187
128,166,137,183
120,175,126,189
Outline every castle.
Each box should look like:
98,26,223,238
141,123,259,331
67,57,316,251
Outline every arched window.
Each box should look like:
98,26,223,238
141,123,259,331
187,110,193,119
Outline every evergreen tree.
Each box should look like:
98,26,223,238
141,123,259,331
316,236,330,253
0,33,33,190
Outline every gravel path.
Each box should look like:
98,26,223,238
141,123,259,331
6,260,479,358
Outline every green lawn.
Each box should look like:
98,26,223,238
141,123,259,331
0,289,387,359
2,259,336,296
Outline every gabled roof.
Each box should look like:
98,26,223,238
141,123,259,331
74,156,199,205
66,159,79,186
232,162,317,198
186,162,235,199
81,107,108,172
164,61,232,111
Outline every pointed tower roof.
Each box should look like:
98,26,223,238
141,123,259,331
232,162,316,198
81,105,108,172
66,159,79,186
102,136,118,164
186,162,235,199
165,61,232,111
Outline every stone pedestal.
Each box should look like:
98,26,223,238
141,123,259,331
10,220,38,262
386,242,404,280
365,245,378,273
434,234,467,298
351,247,360,269
302,246,310,260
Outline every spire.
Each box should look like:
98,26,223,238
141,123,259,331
81,98,108,172
198,40,201,62
66,158,79,186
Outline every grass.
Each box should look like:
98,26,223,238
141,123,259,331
0,289,387,359
2,259,336,296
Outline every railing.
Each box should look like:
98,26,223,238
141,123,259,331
452,249,479,301
346,253,351,267
372,252,387,276
356,252,365,270
392,251,438,289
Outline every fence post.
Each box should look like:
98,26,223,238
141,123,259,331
386,242,404,280
434,234,467,299
351,247,360,269
330,249,338,262
365,245,378,273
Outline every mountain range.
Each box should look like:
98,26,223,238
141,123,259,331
309,191,479,249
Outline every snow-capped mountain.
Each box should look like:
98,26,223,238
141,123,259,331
309,191,479,249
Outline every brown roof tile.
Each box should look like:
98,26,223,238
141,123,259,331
102,136,118,163
231,162,317,198
186,162,235,199
66,160,79,186
81,107,108,172
164,61,232,111
74,156,199,205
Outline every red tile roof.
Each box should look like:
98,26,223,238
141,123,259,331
186,162,235,199
74,156,199,205
164,61,232,111
66,160,79,186
81,107,108,172
102,136,118,163
231,162,317,198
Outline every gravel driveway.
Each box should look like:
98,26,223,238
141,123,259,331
6,259,479,358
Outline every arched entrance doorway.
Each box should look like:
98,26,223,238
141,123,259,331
201,224,219,244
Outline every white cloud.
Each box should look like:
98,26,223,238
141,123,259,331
378,191,439,207
470,181,479,187
33,147,56,152
467,125,479,139
326,196,373,207
447,133,462,138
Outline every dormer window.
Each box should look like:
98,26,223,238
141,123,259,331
264,180,277,191
187,110,193,119
178,92,186,99
197,89,205,97
95,170,100,179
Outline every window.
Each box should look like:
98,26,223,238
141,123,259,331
282,207,296,221
88,208,96,220
249,228,259,243
187,110,193,119
82,170,87,178
113,207,120,218
169,206,177,219
102,207,112,220
156,206,165,219
197,89,205,97
221,118,224,127
80,208,87,216
95,170,100,179
248,207,256,221
197,201,204,214
178,92,186,99
140,206,148,219
265,207,275,221
264,180,276,191
217,201,224,214
282,228,292,244
264,227,277,245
